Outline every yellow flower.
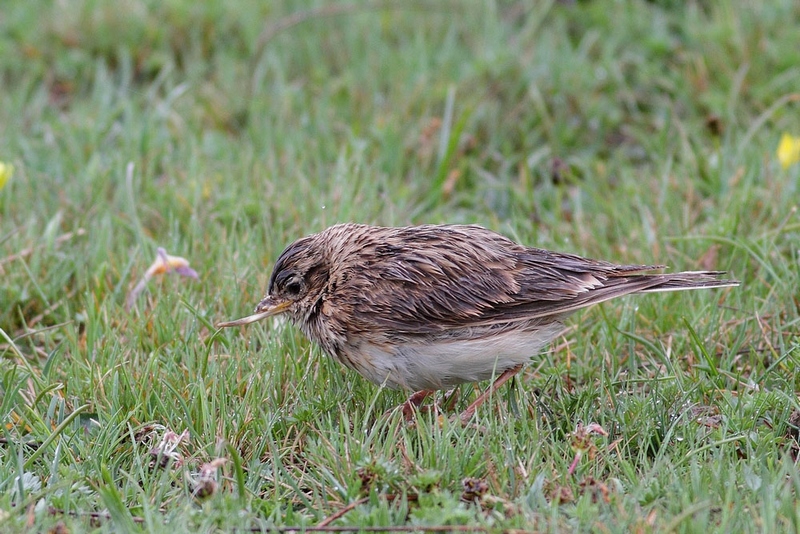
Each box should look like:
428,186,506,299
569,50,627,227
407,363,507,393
0,161,13,190
777,133,800,170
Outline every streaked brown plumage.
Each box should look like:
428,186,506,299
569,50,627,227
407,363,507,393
219,223,738,414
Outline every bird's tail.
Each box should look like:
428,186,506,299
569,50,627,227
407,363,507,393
632,271,739,293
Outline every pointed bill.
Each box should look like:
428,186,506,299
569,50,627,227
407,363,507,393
216,298,291,328
217,310,277,327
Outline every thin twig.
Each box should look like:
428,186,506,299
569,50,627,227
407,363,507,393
0,228,87,267
0,437,44,451
316,497,369,527
26,288,79,328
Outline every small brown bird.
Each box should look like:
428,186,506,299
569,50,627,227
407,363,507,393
219,223,738,421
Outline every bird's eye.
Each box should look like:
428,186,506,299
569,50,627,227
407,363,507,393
284,279,303,296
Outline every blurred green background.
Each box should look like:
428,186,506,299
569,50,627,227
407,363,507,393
1,1,799,531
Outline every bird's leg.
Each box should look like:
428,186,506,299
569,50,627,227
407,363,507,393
459,365,523,424
398,389,433,420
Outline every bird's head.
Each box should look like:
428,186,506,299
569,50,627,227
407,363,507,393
217,234,330,328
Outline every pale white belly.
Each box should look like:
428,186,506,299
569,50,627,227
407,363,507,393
348,322,564,391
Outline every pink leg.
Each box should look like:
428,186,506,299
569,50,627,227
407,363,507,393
398,389,433,420
459,365,523,424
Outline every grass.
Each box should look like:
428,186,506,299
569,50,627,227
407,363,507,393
2,0,800,531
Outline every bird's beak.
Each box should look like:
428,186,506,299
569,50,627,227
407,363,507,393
216,297,291,328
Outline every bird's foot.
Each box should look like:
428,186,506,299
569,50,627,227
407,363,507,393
457,365,523,425
395,389,433,421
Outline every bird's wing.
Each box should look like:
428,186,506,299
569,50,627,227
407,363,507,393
338,225,673,335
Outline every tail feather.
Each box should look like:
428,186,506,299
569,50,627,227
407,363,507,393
477,270,739,326
632,271,739,293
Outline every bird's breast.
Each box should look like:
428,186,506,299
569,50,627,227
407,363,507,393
325,321,565,391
